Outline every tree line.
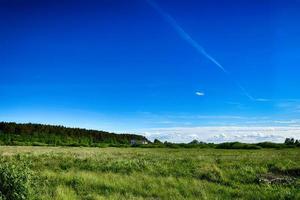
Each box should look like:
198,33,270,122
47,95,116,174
142,138,300,149
0,122,148,147
0,122,299,149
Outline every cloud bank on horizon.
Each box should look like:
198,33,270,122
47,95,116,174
143,126,300,143
1,108,300,143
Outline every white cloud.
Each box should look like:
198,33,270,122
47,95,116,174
195,92,205,96
142,126,300,143
208,133,284,143
255,98,271,102
194,115,244,119
273,120,298,124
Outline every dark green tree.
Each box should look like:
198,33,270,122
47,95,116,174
153,139,162,144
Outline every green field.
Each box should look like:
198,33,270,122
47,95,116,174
0,146,299,200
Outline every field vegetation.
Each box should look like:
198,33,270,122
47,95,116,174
0,146,299,200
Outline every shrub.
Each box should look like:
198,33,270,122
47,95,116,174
0,161,32,200
256,142,282,148
216,142,261,149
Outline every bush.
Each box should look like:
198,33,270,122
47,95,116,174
216,142,262,149
256,142,282,148
0,161,32,200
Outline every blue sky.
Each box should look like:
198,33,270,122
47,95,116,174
1,0,300,142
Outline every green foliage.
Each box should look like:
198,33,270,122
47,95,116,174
0,147,299,199
0,160,32,200
153,139,162,144
256,142,282,148
0,122,149,147
285,138,295,145
189,139,200,144
216,142,262,149
285,137,300,147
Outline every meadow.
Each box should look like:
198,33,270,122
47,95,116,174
0,146,299,200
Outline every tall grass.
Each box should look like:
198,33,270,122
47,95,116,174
0,147,299,199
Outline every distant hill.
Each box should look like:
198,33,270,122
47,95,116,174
0,122,149,146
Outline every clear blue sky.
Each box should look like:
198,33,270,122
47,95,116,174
1,0,300,142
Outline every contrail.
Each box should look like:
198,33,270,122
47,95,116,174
146,0,228,74
146,0,259,101
236,82,256,101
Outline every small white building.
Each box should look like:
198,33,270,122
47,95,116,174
131,139,148,145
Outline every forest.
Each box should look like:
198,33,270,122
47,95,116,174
0,122,148,146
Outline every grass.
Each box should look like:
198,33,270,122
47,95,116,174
0,146,299,199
